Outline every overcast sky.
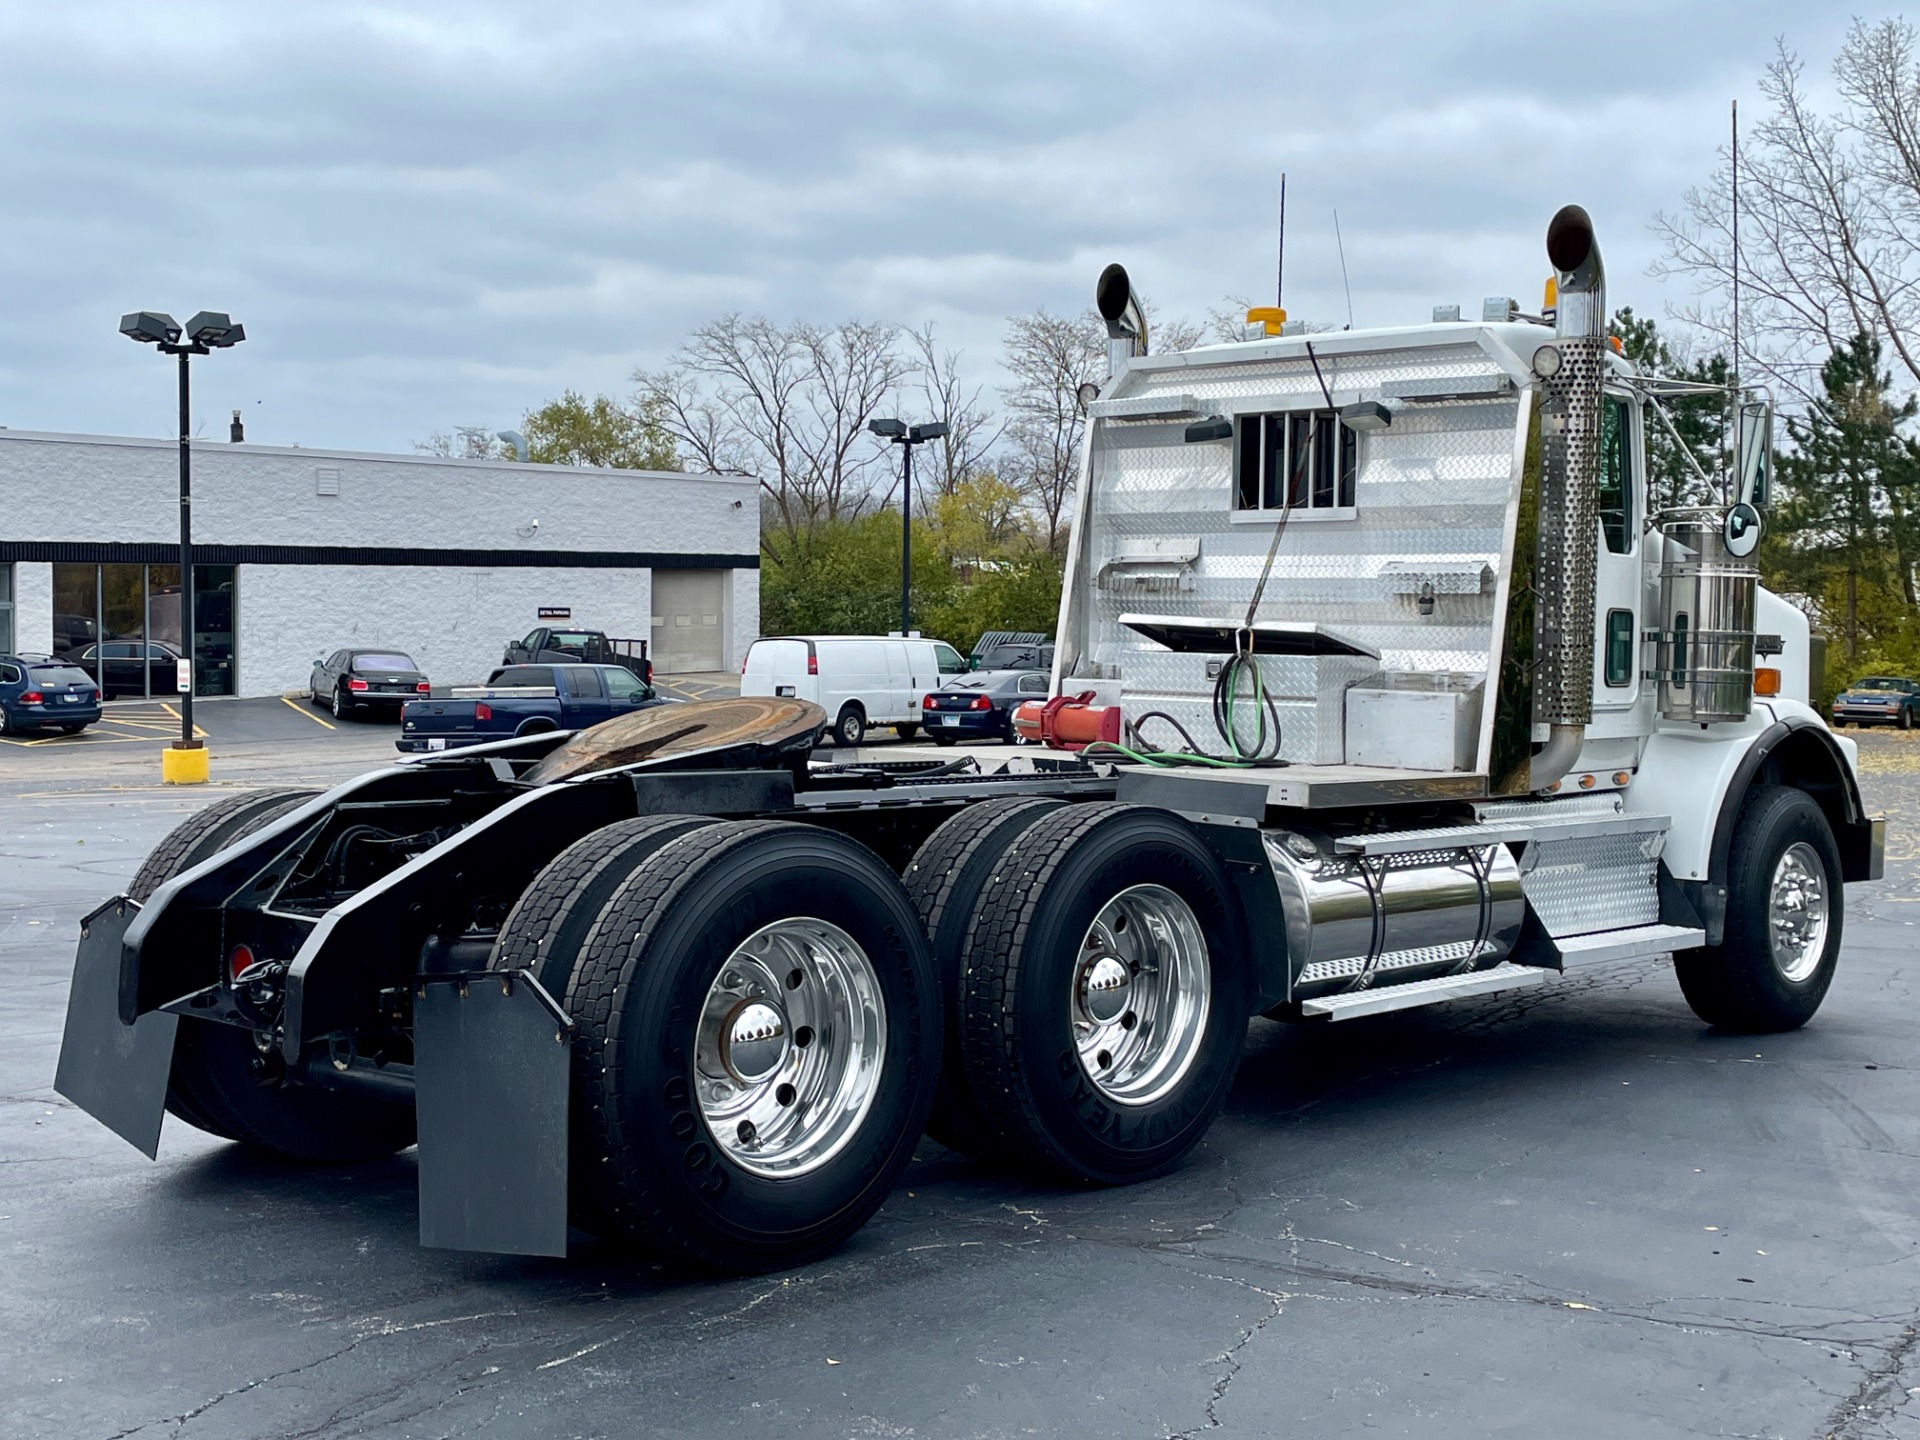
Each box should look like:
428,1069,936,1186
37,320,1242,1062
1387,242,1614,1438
0,1,1858,455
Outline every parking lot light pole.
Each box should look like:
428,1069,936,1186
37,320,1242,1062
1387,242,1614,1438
866,419,947,637
118,310,246,778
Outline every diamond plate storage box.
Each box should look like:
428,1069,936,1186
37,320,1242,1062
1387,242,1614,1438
1345,673,1484,772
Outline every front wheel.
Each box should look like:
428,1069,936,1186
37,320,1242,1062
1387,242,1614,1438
1675,786,1843,1032
567,822,939,1270
956,803,1249,1183
1900,709,1913,732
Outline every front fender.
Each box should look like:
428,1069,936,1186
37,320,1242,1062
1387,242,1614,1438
1634,703,1879,944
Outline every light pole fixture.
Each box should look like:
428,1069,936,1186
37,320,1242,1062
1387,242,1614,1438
120,308,246,778
866,418,947,638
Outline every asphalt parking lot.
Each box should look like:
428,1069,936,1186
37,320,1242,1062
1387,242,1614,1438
2,720,1917,1438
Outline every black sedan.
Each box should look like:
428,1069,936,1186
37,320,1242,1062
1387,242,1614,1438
920,668,1051,745
309,648,430,721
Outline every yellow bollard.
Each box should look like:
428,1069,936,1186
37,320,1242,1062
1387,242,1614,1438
160,743,210,784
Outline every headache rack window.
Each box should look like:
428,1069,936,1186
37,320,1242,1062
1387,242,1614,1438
1232,409,1358,520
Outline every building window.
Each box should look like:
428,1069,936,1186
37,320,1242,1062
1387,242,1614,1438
49,561,237,698
1233,410,1357,519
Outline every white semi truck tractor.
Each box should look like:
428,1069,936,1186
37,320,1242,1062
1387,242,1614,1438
56,207,1884,1271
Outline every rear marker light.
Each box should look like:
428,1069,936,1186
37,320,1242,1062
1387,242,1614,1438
971,696,992,711
807,655,818,675
20,691,43,704
228,944,256,983
347,677,369,692
416,681,431,693
474,702,493,721
923,694,937,710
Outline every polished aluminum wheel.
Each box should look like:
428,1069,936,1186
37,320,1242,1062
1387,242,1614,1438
1071,884,1211,1106
1767,841,1831,983
694,918,886,1178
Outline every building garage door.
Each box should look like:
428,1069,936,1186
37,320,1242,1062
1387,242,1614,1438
651,570,725,673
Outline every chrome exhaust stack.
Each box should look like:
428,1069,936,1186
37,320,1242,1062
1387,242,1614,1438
1528,205,1606,792
1096,263,1148,378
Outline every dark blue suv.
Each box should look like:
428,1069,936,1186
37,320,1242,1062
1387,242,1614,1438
0,655,103,737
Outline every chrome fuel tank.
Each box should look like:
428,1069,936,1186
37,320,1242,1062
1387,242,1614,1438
1261,830,1524,999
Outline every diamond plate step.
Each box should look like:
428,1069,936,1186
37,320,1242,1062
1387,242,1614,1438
1335,811,1670,857
1552,923,1704,967
1298,963,1544,1020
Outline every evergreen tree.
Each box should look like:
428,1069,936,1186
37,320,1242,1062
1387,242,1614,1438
1772,332,1920,660
1611,307,1730,511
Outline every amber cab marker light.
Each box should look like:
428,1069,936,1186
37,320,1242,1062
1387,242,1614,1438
1753,667,1782,697
1613,771,1632,787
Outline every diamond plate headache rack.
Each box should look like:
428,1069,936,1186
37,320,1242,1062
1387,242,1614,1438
1118,612,1381,658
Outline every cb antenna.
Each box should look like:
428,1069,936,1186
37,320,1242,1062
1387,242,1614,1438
1730,99,1741,392
1276,172,1287,307
1334,208,1355,329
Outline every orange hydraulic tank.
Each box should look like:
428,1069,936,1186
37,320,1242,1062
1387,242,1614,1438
1012,693,1123,750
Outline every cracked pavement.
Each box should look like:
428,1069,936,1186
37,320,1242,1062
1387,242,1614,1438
2,734,1917,1438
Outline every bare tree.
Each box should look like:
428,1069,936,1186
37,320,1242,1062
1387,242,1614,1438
907,323,1001,499
1654,23,1920,403
1001,308,1105,550
635,316,910,558
414,425,510,460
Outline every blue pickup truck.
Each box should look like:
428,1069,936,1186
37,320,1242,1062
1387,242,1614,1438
396,663,667,753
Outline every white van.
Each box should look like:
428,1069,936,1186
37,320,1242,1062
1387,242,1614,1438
741,635,967,745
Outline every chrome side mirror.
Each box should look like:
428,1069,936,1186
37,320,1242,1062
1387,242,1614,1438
1724,501,1762,558
1735,393,1772,510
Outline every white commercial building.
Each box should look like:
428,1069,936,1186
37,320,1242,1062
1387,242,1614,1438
0,430,759,698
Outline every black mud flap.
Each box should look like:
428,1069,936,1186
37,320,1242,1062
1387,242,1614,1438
53,898,179,1159
413,969,571,1258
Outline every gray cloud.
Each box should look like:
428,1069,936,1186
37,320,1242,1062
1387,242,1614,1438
0,0,1858,451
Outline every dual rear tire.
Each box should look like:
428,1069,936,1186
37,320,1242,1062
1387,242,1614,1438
498,819,940,1271
907,801,1251,1183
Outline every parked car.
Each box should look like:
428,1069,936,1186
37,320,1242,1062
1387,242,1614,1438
968,629,1049,671
61,640,181,700
310,649,431,721
397,663,665,752
740,634,967,745
922,668,1052,745
0,655,103,736
502,628,651,685
1831,676,1920,729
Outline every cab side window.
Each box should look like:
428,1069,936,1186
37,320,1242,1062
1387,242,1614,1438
0,663,20,685
1599,395,1636,554
605,669,650,701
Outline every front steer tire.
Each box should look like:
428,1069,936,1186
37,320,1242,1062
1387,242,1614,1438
956,803,1250,1184
566,821,940,1271
128,789,415,1160
1675,785,1844,1033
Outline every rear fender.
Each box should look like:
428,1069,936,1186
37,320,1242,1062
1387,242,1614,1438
281,779,630,1061
126,765,490,1022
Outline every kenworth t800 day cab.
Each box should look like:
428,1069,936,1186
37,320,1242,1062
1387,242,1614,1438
56,207,1884,1271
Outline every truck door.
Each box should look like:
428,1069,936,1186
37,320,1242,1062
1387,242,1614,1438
1590,391,1643,723
560,666,609,725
